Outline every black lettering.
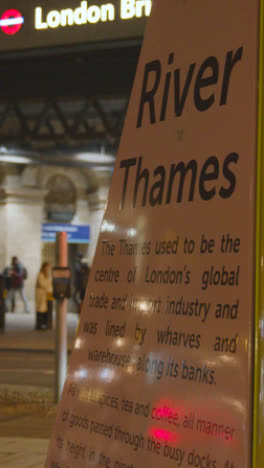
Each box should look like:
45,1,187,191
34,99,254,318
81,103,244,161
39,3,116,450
220,47,243,105
166,160,197,204
137,60,161,128
120,158,137,209
133,156,149,207
199,156,219,200
219,152,239,198
174,63,196,116
149,165,166,206
194,56,219,111
160,53,174,121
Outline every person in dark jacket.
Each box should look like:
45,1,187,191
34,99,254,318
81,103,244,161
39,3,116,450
77,262,90,314
3,256,30,313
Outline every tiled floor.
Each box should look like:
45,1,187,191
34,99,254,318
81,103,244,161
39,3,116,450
0,437,49,468
0,312,77,467
0,312,79,352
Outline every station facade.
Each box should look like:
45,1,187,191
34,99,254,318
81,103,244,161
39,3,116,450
0,0,150,309
0,164,111,309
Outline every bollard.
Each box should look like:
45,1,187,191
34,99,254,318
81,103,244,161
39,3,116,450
55,231,68,403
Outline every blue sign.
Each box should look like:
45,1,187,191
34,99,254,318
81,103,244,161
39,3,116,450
42,223,90,244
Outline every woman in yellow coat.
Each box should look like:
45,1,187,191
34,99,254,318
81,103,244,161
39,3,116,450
35,262,52,330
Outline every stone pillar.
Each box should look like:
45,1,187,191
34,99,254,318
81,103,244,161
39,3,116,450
72,189,90,225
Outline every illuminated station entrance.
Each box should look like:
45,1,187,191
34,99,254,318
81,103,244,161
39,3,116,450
0,0,150,311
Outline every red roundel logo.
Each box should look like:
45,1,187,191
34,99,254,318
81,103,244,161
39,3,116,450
0,9,24,35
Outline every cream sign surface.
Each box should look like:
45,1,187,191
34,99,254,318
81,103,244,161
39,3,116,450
46,0,259,466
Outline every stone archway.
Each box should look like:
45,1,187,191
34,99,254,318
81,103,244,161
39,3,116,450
45,174,77,223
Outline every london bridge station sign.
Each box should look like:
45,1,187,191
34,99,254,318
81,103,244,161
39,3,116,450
0,0,151,52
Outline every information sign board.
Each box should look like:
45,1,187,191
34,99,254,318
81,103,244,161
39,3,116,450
42,223,90,244
45,0,260,467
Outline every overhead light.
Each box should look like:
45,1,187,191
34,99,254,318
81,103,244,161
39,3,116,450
75,152,115,165
93,166,114,172
0,155,32,164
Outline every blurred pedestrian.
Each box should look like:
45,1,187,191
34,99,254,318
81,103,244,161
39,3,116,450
35,262,52,330
78,262,90,314
73,252,83,310
3,256,30,313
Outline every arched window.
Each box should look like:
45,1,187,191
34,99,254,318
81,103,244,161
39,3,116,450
45,174,76,222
